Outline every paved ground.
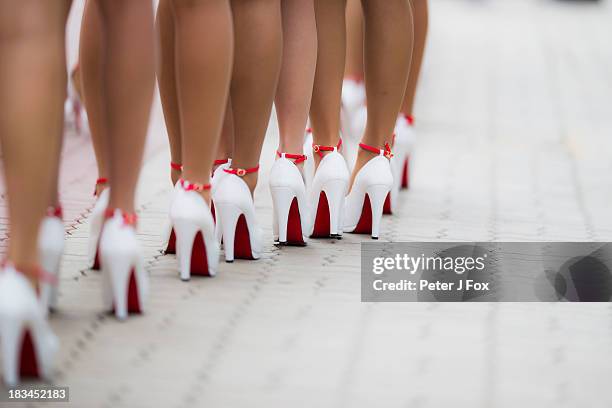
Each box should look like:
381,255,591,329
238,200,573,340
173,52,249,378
2,0,612,407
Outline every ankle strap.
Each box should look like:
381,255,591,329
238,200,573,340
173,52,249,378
46,206,63,218
93,177,108,197
276,151,307,164
214,158,230,166
171,162,183,171
224,164,259,177
179,178,211,192
306,127,343,155
312,138,343,159
104,208,138,226
359,141,393,159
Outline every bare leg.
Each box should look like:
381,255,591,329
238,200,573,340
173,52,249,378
156,0,182,185
94,0,155,213
230,0,282,193
170,0,233,202
309,0,346,166
344,0,363,80
401,0,428,117
352,0,412,182
0,0,71,282
80,0,109,195
275,0,317,158
216,98,234,163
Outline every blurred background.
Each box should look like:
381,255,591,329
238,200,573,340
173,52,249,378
1,0,612,407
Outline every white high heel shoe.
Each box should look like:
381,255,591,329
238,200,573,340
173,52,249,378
387,115,416,214
87,183,109,270
161,162,183,255
341,78,366,123
170,179,219,280
343,142,394,239
38,206,65,312
213,165,262,262
0,265,59,386
211,158,232,237
99,209,148,320
304,137,350,238
269,151,309,246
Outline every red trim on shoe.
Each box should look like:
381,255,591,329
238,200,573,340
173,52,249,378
171,162,183,171
46,206,63,218
358,141,393,159
93,177,108,196
214,158,229,166
276,151,307,164
404,114,415,126
104,209,138,226
345,75,364,83
223,165,260,177
312,139,343,159
179,178,212,192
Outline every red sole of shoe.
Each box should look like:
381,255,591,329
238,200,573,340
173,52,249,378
383,192,392,215
233,214,255,260
92,245,101,270
311,191,331,238
190,231,212,276
352,194,373,235
20,330,39,378
127,269,142,313
401,155,410,189
165,228,177,254
282,197,306,246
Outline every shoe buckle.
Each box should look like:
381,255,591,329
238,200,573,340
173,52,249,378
236,168,247,177
313,145,320,153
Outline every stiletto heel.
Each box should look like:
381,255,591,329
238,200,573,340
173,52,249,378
38,206,64,312
322,179,347,237
88,180,109,270
211,158,232,235
305,138,350,238
0,265,59,386
170,179,218,280
99,209,148,320
216,202,241,262
270,152,309,246
365,184,389,239
343,142,394,239
0,316,22,386
387,115,415,214
214,165,262,262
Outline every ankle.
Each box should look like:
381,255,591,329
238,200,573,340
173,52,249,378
95,177,109,197
241,173,258,194
171,169,182,185
8,260,41,289
179,177,212,205
224,162,259,194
